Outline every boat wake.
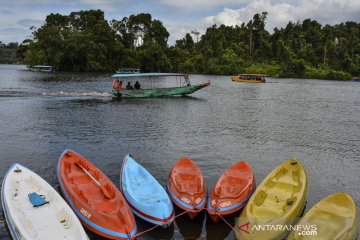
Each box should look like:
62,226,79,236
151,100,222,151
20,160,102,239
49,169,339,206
44,91,113,97
0,90,113,98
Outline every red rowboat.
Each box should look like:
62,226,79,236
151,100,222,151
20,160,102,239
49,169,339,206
167,157,207,219
57,150,137,239
207,161,255,222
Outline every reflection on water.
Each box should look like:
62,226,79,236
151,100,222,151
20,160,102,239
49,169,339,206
175,209,205,239
0,64,360,239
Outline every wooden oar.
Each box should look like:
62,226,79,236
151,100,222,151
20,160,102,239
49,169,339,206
74,162,113,199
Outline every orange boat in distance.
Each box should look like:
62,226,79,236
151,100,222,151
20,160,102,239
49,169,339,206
167,157,207,219
57,150,137,239
207,161,255,222
231,74,267,83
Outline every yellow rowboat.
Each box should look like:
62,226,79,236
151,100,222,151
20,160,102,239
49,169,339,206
287,192,359,240
231,74,266,83
235,158,308,240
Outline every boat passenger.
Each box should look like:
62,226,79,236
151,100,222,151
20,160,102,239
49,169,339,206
112,79,123,91
184,75,191,86
118,81,123,90
126,82,135,90
134,81,141,90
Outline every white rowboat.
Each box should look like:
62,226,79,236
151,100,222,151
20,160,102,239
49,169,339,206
1,163,89,240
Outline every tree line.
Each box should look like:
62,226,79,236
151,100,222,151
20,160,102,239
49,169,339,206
0,41,20,64
11,10,360,79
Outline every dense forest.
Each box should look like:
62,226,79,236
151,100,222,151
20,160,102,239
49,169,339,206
0,41,20,64
11,10,360,79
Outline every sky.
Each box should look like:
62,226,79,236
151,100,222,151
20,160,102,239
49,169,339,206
0,0,360,45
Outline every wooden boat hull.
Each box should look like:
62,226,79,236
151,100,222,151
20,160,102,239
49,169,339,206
207,161,255,222
167,157,207,219
288,192,359,240
113,81,210,98
1,163,89,240
231,76,265,83
120,155,174,226
235,158,308,240
57,150,137,240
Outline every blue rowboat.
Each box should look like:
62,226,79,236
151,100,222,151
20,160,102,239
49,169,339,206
120,155,174,226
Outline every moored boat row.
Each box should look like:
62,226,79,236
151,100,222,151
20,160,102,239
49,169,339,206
1,153,359,240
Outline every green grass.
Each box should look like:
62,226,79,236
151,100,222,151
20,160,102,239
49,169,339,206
242,63,281,77
239,63,351,80
304,66,351,80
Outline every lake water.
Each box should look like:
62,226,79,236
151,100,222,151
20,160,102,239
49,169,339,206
0,64,359,239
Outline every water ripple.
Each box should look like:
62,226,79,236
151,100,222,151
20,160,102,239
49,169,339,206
0,66,360,239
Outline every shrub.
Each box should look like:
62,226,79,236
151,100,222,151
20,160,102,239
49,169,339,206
279,59,306,78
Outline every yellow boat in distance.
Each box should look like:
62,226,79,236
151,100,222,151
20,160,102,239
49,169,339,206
236,158,308,240
287,192,359,240
231,74,267,83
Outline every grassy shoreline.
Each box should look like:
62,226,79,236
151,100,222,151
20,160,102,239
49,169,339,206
241,63,352,81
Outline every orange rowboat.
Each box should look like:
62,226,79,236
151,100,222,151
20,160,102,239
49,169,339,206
167,157,207,219
207,161,255,222
57,150,137,239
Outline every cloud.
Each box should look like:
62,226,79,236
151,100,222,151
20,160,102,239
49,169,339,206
165,24,195,45
164,18,210,45
158,0,360,43
0,27,32,43
17,19,44,28
204,8,247,26
1,0,124,12
203,0,360,32
77,0,126,12
1,0,360,44
159,0,250,10
0,27,26,33
0,9,13,14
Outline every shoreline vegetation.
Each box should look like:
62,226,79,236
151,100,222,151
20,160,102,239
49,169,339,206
2,10,360,80
0,42,19,64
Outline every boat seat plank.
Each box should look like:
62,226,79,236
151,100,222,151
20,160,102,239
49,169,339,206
174,174,202,194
